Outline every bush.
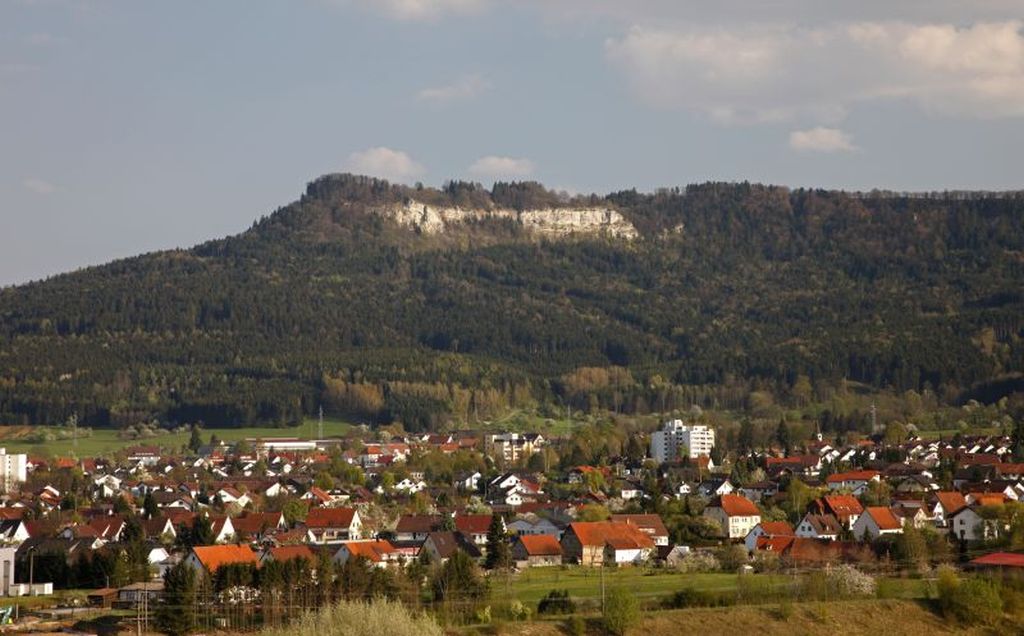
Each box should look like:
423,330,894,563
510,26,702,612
566,614,586,636
936,567,1002,626
602,588,640,636
716,545,749,572
673,551,719,573
802,565,875,601
538,589,577,615
663,588,734,609
257,599,442,636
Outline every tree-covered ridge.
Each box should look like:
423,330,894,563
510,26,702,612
0,174,1021,429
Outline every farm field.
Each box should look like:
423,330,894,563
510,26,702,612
0,418,353,457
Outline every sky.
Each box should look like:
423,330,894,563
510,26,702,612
2,0,1023,286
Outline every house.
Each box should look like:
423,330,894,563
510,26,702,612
259,545,317,566
695,478,734,499
453,471,482,492
507,513,562,538
305,507,361,543
394,515,441,543
808,495,864,528
949,505,1000,542
609,514,669,546
210,516,236,544
511,535,562,568
744,521,794,552
454,514,496,547
931,492,967,527
421,532,482,563
116,582,163,609
795,514,843,541
232,512,287,540
851,507,903,540
703,494,761,539
333,540,399,568
216,487,251,508
184,545,259,575
559,521,655,567
826,470,881,496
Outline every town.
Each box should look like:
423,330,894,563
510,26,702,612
0,412,1020,633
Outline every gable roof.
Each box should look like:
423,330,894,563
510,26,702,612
191,545,259,573
266,545,316,564
516,534,562,557
305,507,356,529
826,470,880,484
610,514,669,537
566,521,656,549
864,507,902,531
934,491,967,515
758,521,795,536
716,494,760,517
818,495,864,517
453,514,493,535
340,539,396,562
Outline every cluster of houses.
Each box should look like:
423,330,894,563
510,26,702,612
0,424,1021,606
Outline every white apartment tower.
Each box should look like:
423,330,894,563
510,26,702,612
649,420,715,463
0,449,27,493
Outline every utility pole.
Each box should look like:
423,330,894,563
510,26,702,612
600,560,606,613
318,405,324,440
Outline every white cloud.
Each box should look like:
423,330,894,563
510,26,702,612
346,147,425,183
605,20,1024,123
467,156,535,178
350,0,485,21
789,127,856,153
23,178,56,194
416,74,489,104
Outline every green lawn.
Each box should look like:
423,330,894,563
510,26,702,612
500,568,767,606
915,427,998,440
499,567,931,607
0,419,353,457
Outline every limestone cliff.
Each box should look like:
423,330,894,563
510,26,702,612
378,199,638,239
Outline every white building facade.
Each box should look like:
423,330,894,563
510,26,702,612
0,450,27,493
649,421,714,463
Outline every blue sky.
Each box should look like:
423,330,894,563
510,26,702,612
2,0,1023,286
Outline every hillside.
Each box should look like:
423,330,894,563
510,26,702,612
0,174,1022,430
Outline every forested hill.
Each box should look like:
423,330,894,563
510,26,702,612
1,174,1022,430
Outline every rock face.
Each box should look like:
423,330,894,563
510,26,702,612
379,199,638,239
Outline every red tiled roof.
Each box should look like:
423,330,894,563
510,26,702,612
826,470,880,484
610,514,669,537
517,534,562,557
341,540,396,562
454,514,493,535
718,494,760,517
267,545,316,564
934,492,967,515
758,521,795,536
567,521,656,549
865,507,902,531
820,495,864,517
971,552,1024,568
191,545,258,573
305,507,356,529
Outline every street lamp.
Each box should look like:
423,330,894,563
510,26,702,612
26,545,36,595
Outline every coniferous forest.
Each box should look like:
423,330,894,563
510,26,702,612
0,174,1021,431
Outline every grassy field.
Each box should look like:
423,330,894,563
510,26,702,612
479,599,1007,636
497,567,931,608
0,418,353,457
500,568,778,606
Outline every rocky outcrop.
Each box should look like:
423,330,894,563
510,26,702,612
379,199,638,239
